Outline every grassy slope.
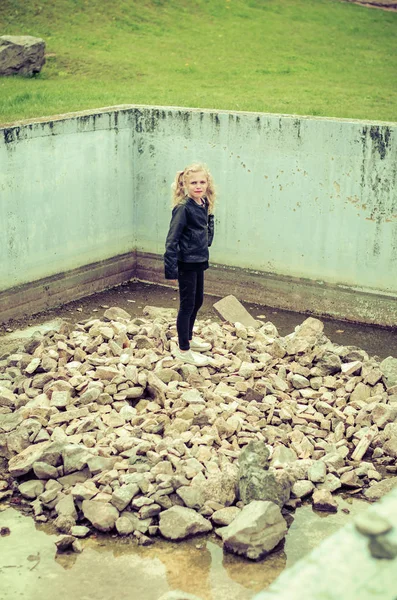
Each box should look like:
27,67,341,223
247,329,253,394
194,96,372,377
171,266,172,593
0,0,396,124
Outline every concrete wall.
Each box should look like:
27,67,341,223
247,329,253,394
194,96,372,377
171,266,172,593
134,107,397,295
1,106,396,324
0,108,135,291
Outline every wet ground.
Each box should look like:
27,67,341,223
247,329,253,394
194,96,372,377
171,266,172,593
0,281,396,359
0,497,368,600
0,280,395,600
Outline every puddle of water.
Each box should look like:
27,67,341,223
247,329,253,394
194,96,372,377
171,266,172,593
0,496,368,600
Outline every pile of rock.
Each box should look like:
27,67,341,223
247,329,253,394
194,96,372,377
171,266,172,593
0,306,396,559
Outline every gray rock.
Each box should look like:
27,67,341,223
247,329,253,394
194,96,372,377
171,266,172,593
222,500,287,560
380,356,397,388
364,477,397,501
308,460,326,483
18,480,44,499
204,464,238,506
86,455,117,475
56,494,77,520
58,468,90,488
116,516,134,535
33,461,59,479
55,535,76,552
354,512,392,537
312,489,338,512
270,445,297,468
54,515,76,534
72,539,83,553
159,506,212,540
180,389,205,405
239,440,270,470
239,465,291,508
0,386,17,408
176,485,206,510
8,441,51,476
103,307,131,321
292,480,314,498
290,374,310,389
372,404,397,429
70,525,91,538
211,506,241,526
340,470,361,488
111,484,139,511
50,391,70,409
82,500,119,532
350,382,371,403
0,35,45,76
139,504,161,519
142,306,177,320
383,436,397,458
285,318,324,355
213,295,259,328
120,512,152,534
315,352,342,375
61,445,94,475
368,534,397,560
317,473,341,493
0,412,23,434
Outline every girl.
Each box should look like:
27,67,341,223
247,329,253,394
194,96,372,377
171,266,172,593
164,163,216,366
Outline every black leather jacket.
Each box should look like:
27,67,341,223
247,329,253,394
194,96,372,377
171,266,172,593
164,197,215,279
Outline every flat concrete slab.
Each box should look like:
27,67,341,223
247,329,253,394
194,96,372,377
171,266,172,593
213,295,259,329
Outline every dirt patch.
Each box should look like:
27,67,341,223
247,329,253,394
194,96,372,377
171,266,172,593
343,0,397,11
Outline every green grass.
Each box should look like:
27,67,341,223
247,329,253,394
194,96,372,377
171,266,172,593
0,0,396,124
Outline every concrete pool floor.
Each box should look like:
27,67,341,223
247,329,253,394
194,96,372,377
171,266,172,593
0,280,396,360
0,280,395,600
0,497,368,600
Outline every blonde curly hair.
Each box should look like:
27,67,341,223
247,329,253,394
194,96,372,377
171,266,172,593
171,163,216,214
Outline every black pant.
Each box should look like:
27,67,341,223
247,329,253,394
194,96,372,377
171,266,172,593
177,269,204,350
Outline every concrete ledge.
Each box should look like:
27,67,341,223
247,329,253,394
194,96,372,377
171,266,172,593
254,487,397,600
0,251,136,323
136,252,397,327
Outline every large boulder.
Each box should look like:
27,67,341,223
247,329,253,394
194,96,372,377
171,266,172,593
221,500,287,560
239,468,292,507
0,36,45,76
239,441,291,507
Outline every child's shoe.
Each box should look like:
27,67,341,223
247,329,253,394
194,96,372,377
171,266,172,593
173,348,210,367
189,337,211,352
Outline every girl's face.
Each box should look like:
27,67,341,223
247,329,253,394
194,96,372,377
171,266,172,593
186,171,208,201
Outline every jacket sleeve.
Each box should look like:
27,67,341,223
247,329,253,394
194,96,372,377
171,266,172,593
208,214,215,247
164,204,187,279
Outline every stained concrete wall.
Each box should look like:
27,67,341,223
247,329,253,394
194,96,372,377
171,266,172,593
1,105,396,323
134,107,397,296
0,108,135,292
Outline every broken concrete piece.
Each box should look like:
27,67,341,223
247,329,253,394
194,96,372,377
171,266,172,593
221,500,287,560
213,295,259,328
